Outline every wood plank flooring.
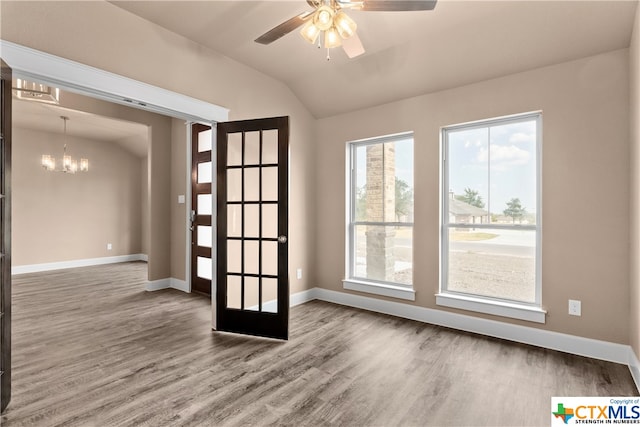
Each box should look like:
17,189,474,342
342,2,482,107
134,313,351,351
1,262,637,426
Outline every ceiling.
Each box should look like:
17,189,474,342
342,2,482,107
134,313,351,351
13,97,149,158
110,0,638,118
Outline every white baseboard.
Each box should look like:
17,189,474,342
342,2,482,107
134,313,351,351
629,348,640,392
145,277,189,293
12,254,147,275
291,288,317,306
247,288,318,312
145,278,172,292
169,278,189,293
310,287,631,366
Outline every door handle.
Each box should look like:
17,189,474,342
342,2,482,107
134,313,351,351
278,235,287,244
190,210,196,223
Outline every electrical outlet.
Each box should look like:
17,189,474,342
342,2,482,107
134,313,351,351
568,299,581,316
297,268,302,280
107,243,112,251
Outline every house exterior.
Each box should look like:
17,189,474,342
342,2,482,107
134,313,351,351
448,198,489,225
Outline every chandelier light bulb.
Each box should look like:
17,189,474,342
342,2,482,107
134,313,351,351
313,5,334,31
324,26,342,49
63,152,72,171
334,11,357,39
300,20,321,44
42,154,54,171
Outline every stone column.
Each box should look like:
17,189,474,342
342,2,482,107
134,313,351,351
365,143,396,282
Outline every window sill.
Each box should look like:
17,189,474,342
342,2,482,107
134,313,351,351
343,279,415,301
435,292,546,324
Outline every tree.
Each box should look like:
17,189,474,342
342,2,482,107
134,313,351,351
395,178,413,220
455,187,485,208
503,198,526,223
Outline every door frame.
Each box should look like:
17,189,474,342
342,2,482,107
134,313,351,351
1,40,228,320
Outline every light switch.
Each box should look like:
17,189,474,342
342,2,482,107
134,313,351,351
178,195,185,204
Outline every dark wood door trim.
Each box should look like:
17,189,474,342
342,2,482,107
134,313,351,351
1,59,12,413
191,123,213,296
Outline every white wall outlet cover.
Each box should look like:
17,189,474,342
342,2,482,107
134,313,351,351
297,268,302,279
568,299,581,316
178,195,185,204
107,243,113,250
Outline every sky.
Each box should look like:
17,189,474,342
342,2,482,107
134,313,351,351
448,118,537,215
353,118,537,218
354,137,414,191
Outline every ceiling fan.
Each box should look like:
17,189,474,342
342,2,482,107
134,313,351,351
255,0,437,59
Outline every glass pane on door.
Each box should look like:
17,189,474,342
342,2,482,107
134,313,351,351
262,204,278,238
197,226,212,248
198,129,212,152
262,278,278,313
197,256,212,280
245,132,260,165
244,277,259,311
263,130,278,164
228,133,242,166
197,194,212,215
198,162,212,184
262,167,278,201
227,276,241,309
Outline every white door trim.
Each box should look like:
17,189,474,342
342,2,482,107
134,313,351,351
0,40,229,123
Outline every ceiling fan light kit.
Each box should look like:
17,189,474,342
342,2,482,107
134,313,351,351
256,0,437,59
300,3,354,51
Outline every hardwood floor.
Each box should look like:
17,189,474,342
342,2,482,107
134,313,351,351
2,262,637,426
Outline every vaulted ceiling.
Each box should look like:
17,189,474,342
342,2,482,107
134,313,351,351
111,0,638,118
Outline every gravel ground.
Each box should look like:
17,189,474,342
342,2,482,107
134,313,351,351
448,251,535,302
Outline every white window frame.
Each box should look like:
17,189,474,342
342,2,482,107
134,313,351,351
343,132,415,301
437,112,546,323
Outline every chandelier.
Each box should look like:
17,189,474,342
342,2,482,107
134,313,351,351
299,1,357,52
13,78,60,105
41,116,88,174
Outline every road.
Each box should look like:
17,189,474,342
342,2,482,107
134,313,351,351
449,241,534,257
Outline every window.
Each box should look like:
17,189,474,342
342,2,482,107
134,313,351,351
438,113,544,323
344,133,415,301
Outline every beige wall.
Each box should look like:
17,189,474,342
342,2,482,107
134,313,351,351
38,91,171,281
1,1,317,290
630,4,640,355
316,49,630,344
13,127,142,265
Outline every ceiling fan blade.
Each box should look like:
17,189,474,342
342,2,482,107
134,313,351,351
342,32,365,58
255,11,314,45
355,0,437,12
